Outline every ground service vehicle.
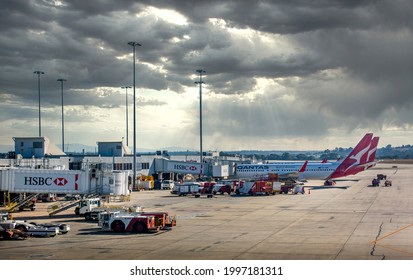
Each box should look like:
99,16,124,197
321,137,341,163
17,198,36,211
212,183,232,195
377,174,387,180
0,225,30,240
0,221,58,237
293,183,305,194
30,222,70,234
384,180,392,187
98,209,176,233
372,178,380,187
199,182,216,194
161,180,175,190
98,211,157,233
74,197,101,216
171,182,202,195
235,180,280,195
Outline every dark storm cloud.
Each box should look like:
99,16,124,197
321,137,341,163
1,0,413,147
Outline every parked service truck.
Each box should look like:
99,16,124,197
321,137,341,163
98,211,157,233
74,197,101,217
98,209,176,233
235,180,280,195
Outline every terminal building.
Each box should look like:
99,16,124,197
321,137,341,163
1,137,245,181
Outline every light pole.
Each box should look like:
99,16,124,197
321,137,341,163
195,69,206,177
57,79,67,152
128,41,141,191
121,86,132,147
33,71,45,137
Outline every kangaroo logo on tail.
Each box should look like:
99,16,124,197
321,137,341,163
329,133,373,179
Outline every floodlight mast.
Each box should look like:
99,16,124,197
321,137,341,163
195,69,206,177
128,42,141,191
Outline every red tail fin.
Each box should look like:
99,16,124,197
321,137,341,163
299,160,308,173
328,133,373,179
367,137,379,163
321,158,327,163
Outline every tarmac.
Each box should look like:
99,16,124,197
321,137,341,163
1,162,413,260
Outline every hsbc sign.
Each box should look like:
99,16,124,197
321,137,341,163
12,170,82,193
166,161,202,174
24,176,74,187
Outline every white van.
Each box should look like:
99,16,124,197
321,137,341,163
161,180,175,190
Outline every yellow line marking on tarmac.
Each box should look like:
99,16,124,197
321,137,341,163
370,224,413,256
373,224,413,243
373,243,413,257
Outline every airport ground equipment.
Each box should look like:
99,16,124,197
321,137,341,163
97,211,157,233
233,177,302,195
0,220,59,237
212,182,232,195
74,197,138,220
74,197,101,216
48,198,81,217
372,178,380,187
384,180,392,187
199,181,216,194
6,193,37,212
324,179,336,186
293,183,305,194
211,179,241,195
0,225,30,240
98,209,176,233
235,180,281,195
29,222,70,234
377,174,387,180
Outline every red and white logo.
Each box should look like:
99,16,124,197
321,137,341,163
54,178,68,186
189,166,197,171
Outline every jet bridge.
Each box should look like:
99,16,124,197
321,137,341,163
0,168,130,195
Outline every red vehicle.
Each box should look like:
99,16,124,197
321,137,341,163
212,179,240,195
199,182,216,194
235,180,275,195
98,210,176,233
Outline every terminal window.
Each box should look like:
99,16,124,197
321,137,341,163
33,142,43,148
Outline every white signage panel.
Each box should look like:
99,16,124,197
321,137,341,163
166,161,202,174
12,169,85,194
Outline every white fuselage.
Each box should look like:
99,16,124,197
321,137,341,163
234,161,340,180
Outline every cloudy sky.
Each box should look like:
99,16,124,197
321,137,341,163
1,0,413,152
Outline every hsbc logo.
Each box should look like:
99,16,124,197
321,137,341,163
54,178,68,186
24,176,76,187
173,164,198,171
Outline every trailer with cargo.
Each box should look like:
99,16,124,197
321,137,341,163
29,222,70,234
0,225,31,240
0,220,59,237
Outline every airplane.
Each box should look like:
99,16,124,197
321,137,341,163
327,135,379,179
234,133,379,183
